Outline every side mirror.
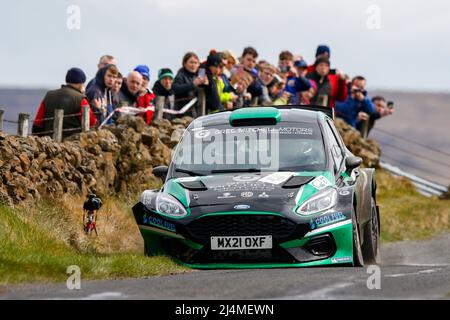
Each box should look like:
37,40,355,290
345,156,362,176
152,166,169,180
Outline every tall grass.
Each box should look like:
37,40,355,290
0,195,187,285
377,170,450,241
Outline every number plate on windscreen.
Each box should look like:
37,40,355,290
210,236,272,250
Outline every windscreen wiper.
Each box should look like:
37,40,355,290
174,168,205,176
211,168,261,174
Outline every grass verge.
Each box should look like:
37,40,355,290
0,194,187,286
377,169,450,242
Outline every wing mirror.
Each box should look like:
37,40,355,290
345,156,362,176
152,166,169,180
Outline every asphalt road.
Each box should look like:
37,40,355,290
2,233,450,300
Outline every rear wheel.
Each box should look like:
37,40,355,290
362,198,381,264
352,207,364,267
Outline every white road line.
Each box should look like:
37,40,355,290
278,282,354,300
49,291,125,300
385,268,441,278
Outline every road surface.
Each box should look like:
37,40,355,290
1,233,450,300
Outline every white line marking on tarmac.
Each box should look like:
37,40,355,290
49,291,125,300
279,282,354,300
385,268,441,278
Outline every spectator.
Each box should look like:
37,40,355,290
307,45,330,74
32,68,97,137
357,96,395,135
284,59,312,104
118,71,143,108
86,64,119,124
134,65,156,124
231,47,262,103
306,56,347,108
173,52,207,118
268,75,290,105
110,72,123,121
335,76,376,128
153,68,175,119
255,62,277,105
278,50,296,79
200,52,223,114
86,55,117,92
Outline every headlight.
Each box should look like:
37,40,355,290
156,193,187,217
296,188,337,216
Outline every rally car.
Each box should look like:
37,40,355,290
132,106,380,268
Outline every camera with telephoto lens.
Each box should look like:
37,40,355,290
83,193,103,211
352,88,368,96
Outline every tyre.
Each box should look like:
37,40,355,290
352,207,364,267
362,198,381,264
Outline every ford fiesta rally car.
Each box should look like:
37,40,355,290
132,106,380,268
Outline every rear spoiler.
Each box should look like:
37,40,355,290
270,105,335,119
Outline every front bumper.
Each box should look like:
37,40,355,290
133,203,354,268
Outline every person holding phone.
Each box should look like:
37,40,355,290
356,96,395,135
173,52,208,118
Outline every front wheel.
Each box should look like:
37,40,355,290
362,198,381,265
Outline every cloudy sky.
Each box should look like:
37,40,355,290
1,0,449,91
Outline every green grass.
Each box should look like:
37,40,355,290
0,198,187,286
377,169,450,242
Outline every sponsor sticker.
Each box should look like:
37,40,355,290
234,204,250,210
310,212,346,230
194,129,210,139
258,172,293,185
233,175,260,182
339,190,350,196
331,256,352,264
143,214,176,232
177,177,198,183
218,192,236,199
258,192,269,198
310,175,332,190
241,191,254,198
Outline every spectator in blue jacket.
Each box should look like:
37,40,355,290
335,76,376,128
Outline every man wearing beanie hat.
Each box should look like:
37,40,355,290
306,56,347,109
152,68,175,120
32,67,97,137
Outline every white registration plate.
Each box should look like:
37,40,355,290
210,235,272,250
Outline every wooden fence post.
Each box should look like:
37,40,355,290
250,97,259,107
317,95,328,107
81,105,90,132
198,88,206,116
17,113,30,137
360,118,369,140
0,109,4,132
155,96,165,120
53,109,64,143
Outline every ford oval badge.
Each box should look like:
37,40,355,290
234,204,250,210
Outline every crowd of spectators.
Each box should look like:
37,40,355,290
32,45,394,138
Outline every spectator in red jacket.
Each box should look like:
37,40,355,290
134,65,156,124
32,68,97,137
306,56,347,108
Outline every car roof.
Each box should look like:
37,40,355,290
191,107,325,128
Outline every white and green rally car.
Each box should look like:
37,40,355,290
133,106,380,268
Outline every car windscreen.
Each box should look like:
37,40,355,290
172,122,326,176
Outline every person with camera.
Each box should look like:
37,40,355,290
356,96,395,135
335,76,376,128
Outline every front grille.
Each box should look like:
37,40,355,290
186,214,297,242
